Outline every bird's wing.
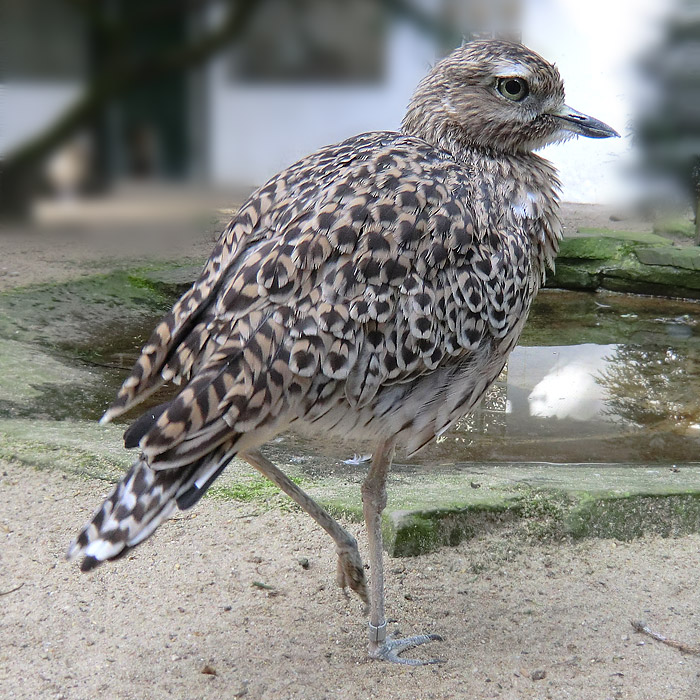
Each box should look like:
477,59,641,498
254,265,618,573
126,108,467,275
104,132,539,468
100,134,367,424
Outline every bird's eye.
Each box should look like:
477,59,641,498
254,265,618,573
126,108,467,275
497,77,529,102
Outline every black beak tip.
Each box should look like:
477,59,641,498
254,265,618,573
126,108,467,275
576,117,620,140
555,110,620,140
597,124,621,139
594,127,621,139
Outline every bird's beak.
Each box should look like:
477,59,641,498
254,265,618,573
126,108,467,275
550,104,620,139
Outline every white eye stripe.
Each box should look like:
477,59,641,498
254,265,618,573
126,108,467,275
493,61,531,78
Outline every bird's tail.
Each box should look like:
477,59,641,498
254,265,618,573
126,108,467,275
67,443,235,571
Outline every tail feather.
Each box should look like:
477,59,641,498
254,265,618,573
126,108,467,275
67,443,235,571
175,455,233,510
122,400,172,449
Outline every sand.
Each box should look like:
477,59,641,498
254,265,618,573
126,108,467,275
1,461,699,700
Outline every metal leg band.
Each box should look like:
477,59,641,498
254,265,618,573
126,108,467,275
368,621,387,644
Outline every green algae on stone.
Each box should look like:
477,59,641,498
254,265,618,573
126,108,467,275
565,493,700,540
602,259,700,298
0,264,198,421
386,503,518,557
557,236,636,262
375,465,700,555
0,418,130,482
0,270,175,349
209,472,306,507
545,263,599,290
126,263,201,298
633,246,700,271
653,217,696,239
549,230,700,298
387,512,441,557
575,228,673,247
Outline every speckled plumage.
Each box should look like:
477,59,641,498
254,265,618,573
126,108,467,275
114,131,559,452
69,40,616,660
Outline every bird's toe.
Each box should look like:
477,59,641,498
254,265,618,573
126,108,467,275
370,633,445,665
335,542,368,607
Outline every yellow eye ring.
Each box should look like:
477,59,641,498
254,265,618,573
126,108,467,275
497,77,529,101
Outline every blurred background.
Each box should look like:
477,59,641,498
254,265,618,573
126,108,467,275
1,0,698,235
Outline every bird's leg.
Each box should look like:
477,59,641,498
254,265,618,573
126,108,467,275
361,438,443,665
241,450,367,607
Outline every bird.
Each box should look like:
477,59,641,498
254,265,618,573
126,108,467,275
68,39,618,664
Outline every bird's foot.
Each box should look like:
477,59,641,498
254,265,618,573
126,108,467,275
336,540,368,609
368,622,444,665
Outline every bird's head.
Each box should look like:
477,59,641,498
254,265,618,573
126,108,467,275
403,40,619,154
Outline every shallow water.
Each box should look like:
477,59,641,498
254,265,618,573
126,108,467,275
22,287,700,466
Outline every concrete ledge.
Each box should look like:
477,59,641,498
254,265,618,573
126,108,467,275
548,229,700,298
3,415,698,556
2,260,699,559
384,480,700,556
634,246,700,271
378,463,700,555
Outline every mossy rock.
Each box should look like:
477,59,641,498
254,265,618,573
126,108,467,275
386,505,515,557
547,263,599,290
556,230,671,264
549,231,700,297
374,466,700,555
634,246,700,271
575,228,673,246
0,270,174,349
653,217,696,239
566,493,700,540
4,411,700,555
383,486,700,556
558,236,635,261
602,260,700,297
127,264,201,297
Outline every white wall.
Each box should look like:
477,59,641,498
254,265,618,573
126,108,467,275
1,83,82,156
207,21,437,188
5,1,669,206
526,0,671,204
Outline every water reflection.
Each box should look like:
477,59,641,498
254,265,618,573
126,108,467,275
597,344,700,433
420,293,700,465
519,344,612,421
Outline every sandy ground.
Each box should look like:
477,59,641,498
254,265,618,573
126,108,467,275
2,200,699,699
2,461,699,700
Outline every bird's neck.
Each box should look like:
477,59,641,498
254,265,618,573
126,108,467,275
441,129,564,279
402,91,448,150
402,103,563,277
